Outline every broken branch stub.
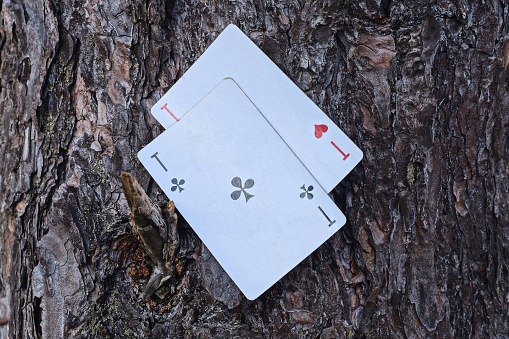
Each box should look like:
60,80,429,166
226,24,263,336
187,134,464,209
120,172,168,270
119,171,180,294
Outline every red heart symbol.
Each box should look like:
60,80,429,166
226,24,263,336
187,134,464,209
314,124,328,139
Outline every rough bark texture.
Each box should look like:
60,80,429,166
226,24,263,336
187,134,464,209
1,0,508,338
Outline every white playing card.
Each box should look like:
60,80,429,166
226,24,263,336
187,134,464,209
151,24,362,193
139,79,345,300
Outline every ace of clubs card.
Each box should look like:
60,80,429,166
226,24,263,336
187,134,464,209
138,79,346,300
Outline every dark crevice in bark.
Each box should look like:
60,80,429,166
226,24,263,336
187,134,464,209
380,0,392,19
33,297,42,338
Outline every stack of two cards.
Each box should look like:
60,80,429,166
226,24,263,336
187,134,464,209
138,25,363,300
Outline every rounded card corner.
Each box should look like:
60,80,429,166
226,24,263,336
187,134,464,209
338,214,347,228
243,290,261,301
137,147,148,161
225,23,241,32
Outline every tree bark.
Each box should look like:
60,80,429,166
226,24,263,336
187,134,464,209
1,0,508,338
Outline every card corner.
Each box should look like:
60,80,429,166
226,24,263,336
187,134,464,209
357,148,364,160
150,104,159,115
136,148,145,162
224,23,241,31
243,289,262,301
333,213,347,231
137,144,152,161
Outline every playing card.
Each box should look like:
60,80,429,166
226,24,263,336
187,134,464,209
139,78,345,300
151,24,363,193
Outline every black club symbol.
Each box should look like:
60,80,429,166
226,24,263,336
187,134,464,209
231,177,255,202
300,184,314,199
171,178,185,192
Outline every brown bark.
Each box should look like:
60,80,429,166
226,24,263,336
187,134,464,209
1,0,508,338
